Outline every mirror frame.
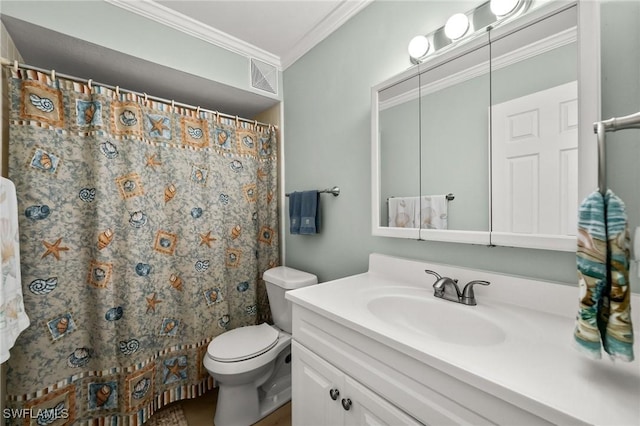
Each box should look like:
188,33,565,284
371,0,599,251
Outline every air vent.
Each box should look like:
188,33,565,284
250,58,278,95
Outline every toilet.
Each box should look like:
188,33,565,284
203,266,317,426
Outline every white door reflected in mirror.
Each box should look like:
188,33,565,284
492,81,578,236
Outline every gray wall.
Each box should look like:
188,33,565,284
602,0,640,278
283,0,640,292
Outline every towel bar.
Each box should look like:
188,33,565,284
594,111,640,195
285,186,340,197
386,193,454,203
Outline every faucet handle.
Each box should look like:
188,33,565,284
461,280,490,305
424,270,442,280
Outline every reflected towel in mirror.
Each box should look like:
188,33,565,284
420,195,448,229
388,195,448,229
388,197,417,228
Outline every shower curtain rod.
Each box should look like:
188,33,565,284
0,57,278,130
594,111,640,195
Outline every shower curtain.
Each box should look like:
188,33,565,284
4,69,279,425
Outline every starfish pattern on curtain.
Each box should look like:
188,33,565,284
5,69,279,425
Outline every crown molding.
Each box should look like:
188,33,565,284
105,0,282,69
105,0,372,72
280,0,374,69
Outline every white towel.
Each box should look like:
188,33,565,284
388,197,417,228
418,195,448,230
1,177,30,363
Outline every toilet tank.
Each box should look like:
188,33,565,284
263,266,317,333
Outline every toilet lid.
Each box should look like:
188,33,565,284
207,323,279,362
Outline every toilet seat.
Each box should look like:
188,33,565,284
208,323,279,362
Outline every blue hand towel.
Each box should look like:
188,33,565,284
289,191,302,234
299,190,320,235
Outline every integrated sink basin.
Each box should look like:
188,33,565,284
366,287,506,346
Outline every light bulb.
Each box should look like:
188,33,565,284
444,13,470,41
490,0,521,17
408,35,430,60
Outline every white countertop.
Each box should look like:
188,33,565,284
286,253,640,426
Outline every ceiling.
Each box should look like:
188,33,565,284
156,0,360,68
2,0,371,119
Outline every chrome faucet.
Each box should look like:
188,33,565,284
425,270,490,305
425,270,461,303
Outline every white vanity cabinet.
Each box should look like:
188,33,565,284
287,254,640,425
292,341,422,426
289,303,514,426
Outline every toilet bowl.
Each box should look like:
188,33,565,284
203,266,317,426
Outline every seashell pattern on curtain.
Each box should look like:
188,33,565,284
5,69,279,425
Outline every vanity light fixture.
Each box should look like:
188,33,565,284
490,0,522,17
407,0,530,65
408,35,431,64
444,13,470,41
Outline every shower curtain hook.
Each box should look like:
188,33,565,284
171,99,175,112
50,69,56,81
115,86,120,98
215,112,219,123
196,106,201,116
254,120,258,130
13,60,18,73
235,116,239,127
143,92,148,105
87,79,93,90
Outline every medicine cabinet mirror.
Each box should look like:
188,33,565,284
371,0,598,251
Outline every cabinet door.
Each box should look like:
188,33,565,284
343,376,424,426
292,341,344,426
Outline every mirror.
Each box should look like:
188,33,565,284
489,5,580,250
371,0,598,251
377,74,421,239
418,40,491,244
